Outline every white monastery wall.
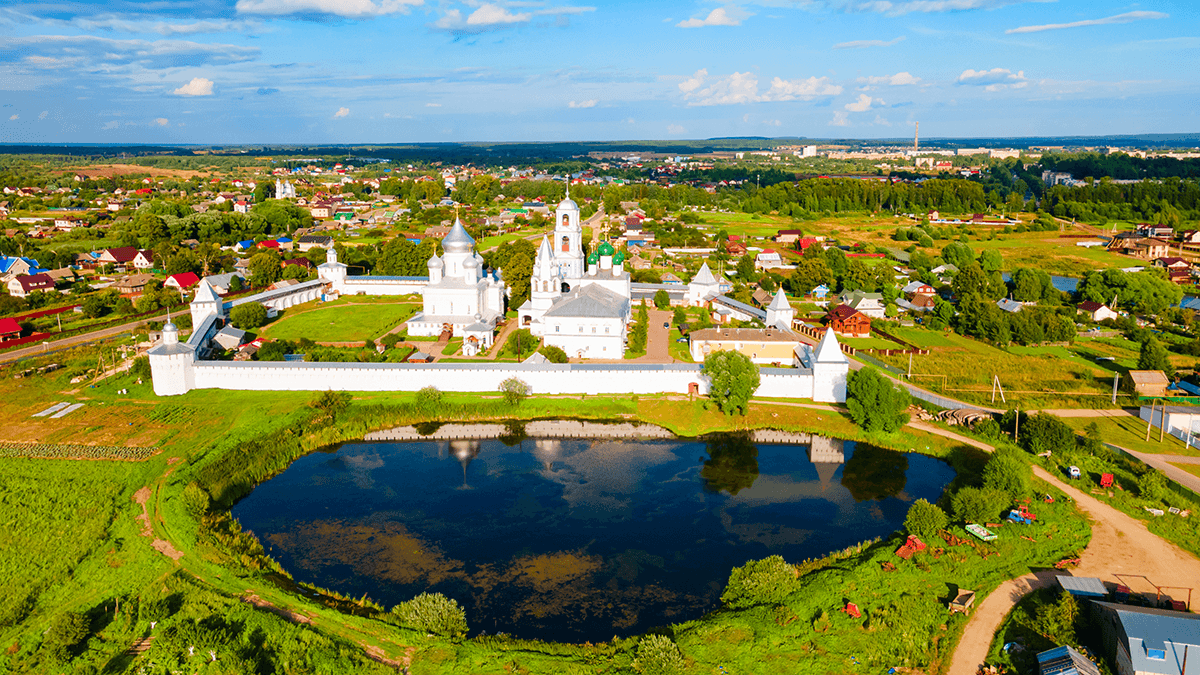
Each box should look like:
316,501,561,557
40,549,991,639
186,361,828,399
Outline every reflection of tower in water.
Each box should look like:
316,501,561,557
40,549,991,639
807,436,846,493
531,439,562,472
450,440,481,488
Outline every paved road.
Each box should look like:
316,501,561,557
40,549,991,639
638,309,673,362
0,312,173,365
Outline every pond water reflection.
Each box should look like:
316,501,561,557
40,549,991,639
232,432,954,642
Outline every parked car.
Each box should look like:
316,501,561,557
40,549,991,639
663,322,669,328
676,338,687,343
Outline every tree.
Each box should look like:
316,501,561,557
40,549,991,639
310,390,350,419
701,350,760,416
653,289,670,309
538,345,569,363
1020,413,1076,455
1138,336,1175,376
503,252,533,309
256,341,288,361
952,261,990,299
672,306,687,326
417,385,443,408
229,302,268,329
1138,471,1170,503
904,499,948,541
845,367,910,433
701,432,759,496
248,251,282,288
789,256,833,295
950,486,1010,524
499,377,531,406
982,452,1031,499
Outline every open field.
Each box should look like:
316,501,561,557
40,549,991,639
1060,415,1200,457
840,336,906,350
264,300,418,342
1170,462,1200,479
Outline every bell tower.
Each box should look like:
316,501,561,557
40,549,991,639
552,184,584,279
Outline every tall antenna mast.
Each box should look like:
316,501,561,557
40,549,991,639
914,121,919,152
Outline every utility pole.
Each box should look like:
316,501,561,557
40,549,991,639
1014,405,1020,443
1147,399,1155,441
1112,373,1120,405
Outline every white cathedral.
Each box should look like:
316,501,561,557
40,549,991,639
516,191,633,359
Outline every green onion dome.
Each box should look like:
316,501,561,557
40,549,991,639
613,250,626,265
598,241,615,256
587,251,600,265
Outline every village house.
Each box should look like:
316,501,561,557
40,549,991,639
1129,370,1170,398
132,250,154,270
0,256,40,282
837,290,886,318
0,317,21,342
7,273,55,298
98,247,140,269
113,274,155,296
1092,601,1200,675
1077,301,1120,322
902,280,936,297
1135,223,1175,239
755,249,784,270
827,304,871,337
164,272,200,291
775,229,806,244
1154,257,1190,270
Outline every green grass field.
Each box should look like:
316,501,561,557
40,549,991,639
264,301,418,342
1061,415,1200,457
1170,462,1200,478
840,336,906,350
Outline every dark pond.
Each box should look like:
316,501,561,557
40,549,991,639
232,432,955,643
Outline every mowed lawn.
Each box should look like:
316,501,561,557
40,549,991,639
264,301,419,342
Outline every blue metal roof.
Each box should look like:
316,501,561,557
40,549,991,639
1036,645,1099,675
1094,601,1200,675
1057,576,1108,598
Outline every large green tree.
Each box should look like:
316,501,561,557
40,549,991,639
845,366,911,433
503,252,534,309
701,350,761,416
247,251,282,288
1138,336,1175,376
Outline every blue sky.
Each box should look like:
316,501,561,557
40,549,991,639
0,0,1196,143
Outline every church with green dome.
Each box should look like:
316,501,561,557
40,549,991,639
518,189,634,359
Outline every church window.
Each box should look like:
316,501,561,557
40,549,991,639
555,325,560,332
592,326,596,333
561,235,569,252
562,214,569,228
605,327,610,334
578,325,583,332
561,281,570,293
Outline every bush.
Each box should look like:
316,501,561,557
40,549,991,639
416,385,443,408
391,593,467,638
538,345,569,363
982,453,1031,499
182,482,211,520
720,555,797,609
44,611,88,661
310,390,350,419
1139,471,1170,503
904,499,947,541
672,307,687,326
229,302,268,330
129,356,152,381
380,333,401,349
499,377,531,406
950,486,1010,524
974,418,1003,440
633,634,686,675
653,289,670,310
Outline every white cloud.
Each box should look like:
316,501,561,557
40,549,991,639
762,76,843,101
2,35,258,70
102,120,118,130
625,117,636,125
173,77,214,96
767,119,781,126
858,72,920,86
873,114,892,126
7,114,16,121
153,117,169,126
679,70,840,106
1006,11,1167,34
676,6,747,28
667,123,686,134
678,69,708,94
742,113,751,123
37,110,48,120
235,0,423,17
334,107,350,118
568,99,597,108
425,103,441,107
844,94,874,112
957,67,1028,91
829,111,849,126
849,0,1051,17
833,36,905,49
433,3,590,32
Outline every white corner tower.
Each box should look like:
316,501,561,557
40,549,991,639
317,247,348,293
809,328,850,403
147,321,195,396
190,279,224,327
766,288,794,330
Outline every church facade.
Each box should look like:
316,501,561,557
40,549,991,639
518,192,633,359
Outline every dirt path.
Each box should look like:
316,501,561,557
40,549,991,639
635,309,674,363
132,486,183,562
930,424,1200,675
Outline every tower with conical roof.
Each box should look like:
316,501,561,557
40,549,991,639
809,328,850,402
766,288,794,329
190,278,223,327
148,320,196,396
552,185,584,281
686,262,721,305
